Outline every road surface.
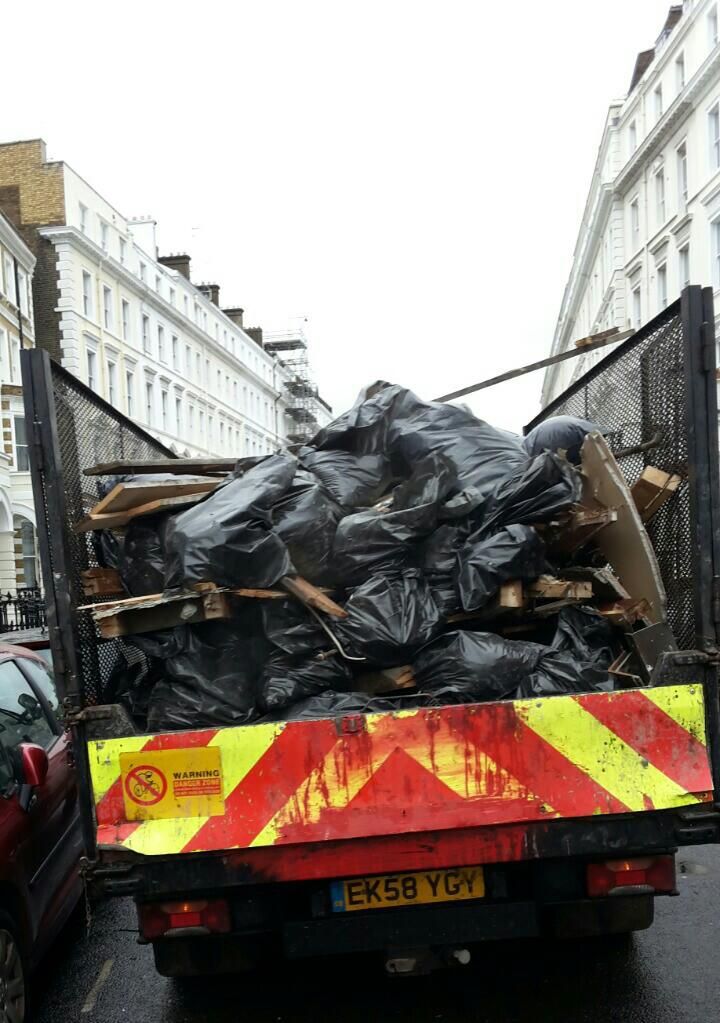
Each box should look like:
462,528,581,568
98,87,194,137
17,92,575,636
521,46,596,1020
34,845,719,1023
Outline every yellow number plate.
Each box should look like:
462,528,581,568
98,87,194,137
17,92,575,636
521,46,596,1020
331,866,485,913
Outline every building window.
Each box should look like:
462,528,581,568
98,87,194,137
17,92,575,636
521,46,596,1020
632,286,642,328
675,53,685,94
679,244,690,288
709,5,718,48
199,410,205,436
657,263,668,310
13,417,29,471
217,369,222,392
79,203,88,234
712,219,720,288
629,120,637,154
87,348,97,390
145,381,154,424
107,360,117,404
18,517,38,588
139,262,146,284
126,370,134,417
655,167,665,225
205,359,210,383
194,305,201,325
196,353,201,379
142,315,151,353
654,85,663,122
100,221,109,253
169,288,176,307
103,285,113,330
171,335,179,369
215,323,220,340
189,404,195,430
183,295,189,316
119,237,126,265
2,254,14,303
82,271,93,317
710,103,720,170
185,345,191,373
16,269,28,317
121,299,130,340
233,380,238,406
630,197,640,244
9,339,18,383
208,415,214,444
175,396,182,431
157,325,165,362
220,420,225,447
161,390,168,430
677,142,688,205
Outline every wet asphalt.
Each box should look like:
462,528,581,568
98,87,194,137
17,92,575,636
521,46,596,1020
32,844,719,1023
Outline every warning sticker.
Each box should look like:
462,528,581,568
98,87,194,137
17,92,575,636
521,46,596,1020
120,747,224,822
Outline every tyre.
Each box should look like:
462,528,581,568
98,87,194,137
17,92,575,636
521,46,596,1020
0,910,26,1023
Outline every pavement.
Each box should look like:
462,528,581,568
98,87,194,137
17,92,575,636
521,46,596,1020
33,845,719,1023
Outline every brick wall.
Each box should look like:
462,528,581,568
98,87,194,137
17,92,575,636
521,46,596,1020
0,140,66,360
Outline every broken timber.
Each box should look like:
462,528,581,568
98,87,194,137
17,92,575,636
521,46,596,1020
81,567,124,597
88,477,218,516
83,457,241,477
74,491,210,532
86,589,232,639
631,465,682,522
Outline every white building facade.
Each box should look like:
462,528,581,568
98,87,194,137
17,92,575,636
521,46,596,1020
544,0,720,404
0,211,39,593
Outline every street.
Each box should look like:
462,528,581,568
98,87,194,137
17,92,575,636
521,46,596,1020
34,845,719,1023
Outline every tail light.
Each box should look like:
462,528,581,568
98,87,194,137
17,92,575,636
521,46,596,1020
138,898,231,939
587,855,676,897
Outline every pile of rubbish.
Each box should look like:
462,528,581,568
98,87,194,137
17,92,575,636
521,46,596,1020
83,382,678,732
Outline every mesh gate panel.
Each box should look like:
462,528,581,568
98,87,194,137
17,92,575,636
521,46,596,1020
526,304,696,647
49,364,172,705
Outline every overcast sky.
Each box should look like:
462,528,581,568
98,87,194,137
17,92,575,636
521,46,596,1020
6,0,673,432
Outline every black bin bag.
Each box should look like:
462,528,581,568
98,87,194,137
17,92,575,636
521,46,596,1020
297,448,393,510
455,524,547,612
260,599,328,658
258,653,355,715
478,452,582,535
414,630,545,703
515,606,616,699
311,382,528,497
271,470,343,586
336,569,444,664
146,617,268,732
163,453,296,589
331,454,454,584
415,523,469,617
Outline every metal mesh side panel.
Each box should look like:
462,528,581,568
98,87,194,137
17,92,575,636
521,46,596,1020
50,365,172,705
527,305,695,647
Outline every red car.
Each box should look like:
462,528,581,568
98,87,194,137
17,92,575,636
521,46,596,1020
0,644,82,1023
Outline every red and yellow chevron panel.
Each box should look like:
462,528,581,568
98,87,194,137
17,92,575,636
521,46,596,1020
88,683,713,859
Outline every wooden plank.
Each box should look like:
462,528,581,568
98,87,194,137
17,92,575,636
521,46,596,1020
81,567,123,597
580,433,666,624
90,478,218,516
74,491,209,532
526,576,593,600
281,575,348,619
354,665,416,695
597,598,652,627
562,566,630,602
498,581,525,608
95,590,231,638
631,465,682,522
84,458,239,477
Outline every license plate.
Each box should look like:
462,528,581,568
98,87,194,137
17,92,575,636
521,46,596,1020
331,866,485,912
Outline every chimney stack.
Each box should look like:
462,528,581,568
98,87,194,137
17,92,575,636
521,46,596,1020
246,326,264,348
198,283,220,306
158,253,191,280
223,307,244,328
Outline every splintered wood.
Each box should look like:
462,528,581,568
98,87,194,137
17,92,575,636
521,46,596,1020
75,479,218,532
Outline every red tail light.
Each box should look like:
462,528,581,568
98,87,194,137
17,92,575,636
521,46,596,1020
138,898,231,939
587,855,676,897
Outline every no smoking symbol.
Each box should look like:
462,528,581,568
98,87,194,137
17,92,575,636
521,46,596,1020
125,765,167,806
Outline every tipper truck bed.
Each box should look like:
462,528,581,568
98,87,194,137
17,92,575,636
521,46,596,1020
21,286,720,976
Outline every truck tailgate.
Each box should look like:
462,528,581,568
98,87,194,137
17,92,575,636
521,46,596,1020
88,683,713,859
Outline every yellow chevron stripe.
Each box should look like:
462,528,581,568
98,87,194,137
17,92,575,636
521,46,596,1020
516,697,701,811
642,685,707,744
88,736,151,803
121,815,211,855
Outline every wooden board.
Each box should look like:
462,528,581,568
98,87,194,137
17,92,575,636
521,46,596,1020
580,432,666,624
74,491,209,532
92,589,231,638
82,568,124,597
84,458,242,477
526,576,593,600
631,465,682,522
90,478,218,516
281,575,348,619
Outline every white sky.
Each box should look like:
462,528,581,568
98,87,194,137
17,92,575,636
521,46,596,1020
5,0,673,432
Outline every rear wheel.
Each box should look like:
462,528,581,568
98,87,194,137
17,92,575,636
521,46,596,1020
0,912,25,1023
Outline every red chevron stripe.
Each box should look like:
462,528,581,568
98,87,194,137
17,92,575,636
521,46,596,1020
465,702,631,816
184,719,340,852
94,728,217,826
580,690,712,795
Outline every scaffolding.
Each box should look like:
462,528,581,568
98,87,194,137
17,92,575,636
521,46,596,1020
264,327,325,444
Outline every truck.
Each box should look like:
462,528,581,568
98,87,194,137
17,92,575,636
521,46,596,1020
19,285,720,977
